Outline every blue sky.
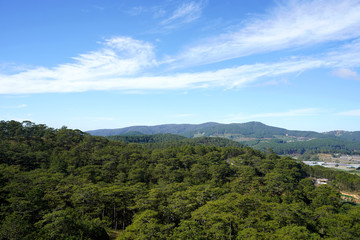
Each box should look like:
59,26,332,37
1,0,360,132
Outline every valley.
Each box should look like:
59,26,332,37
303,153,360,175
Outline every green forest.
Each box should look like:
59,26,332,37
88,122,360,156
1,120,360,239
247,138,360,155
107,133,244,149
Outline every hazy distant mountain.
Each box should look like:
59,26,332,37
107,134,244,149
87,121,324,139
181,121,325,139
87,122,220,136
323,130,360,142
87,122,360,155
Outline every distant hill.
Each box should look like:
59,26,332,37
182,121,324,139
324,130,360,142
107,133,187,144
88,121,326,139
107,134,244,149
87,122,360,155
87,122,220,136
250,137,360,155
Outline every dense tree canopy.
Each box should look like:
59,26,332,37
0,120,360,239
247,138,360,155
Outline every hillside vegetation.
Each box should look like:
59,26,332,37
88,122,360,155
107,133,244,149
248,138,360,155
1,120,360,239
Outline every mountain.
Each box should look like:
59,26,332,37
107,133,187,143
88,122,360,155
324,130,360,142
108,134,244,149
182,121,324,139
87,121,324,139
87,122,220,136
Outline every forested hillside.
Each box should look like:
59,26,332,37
107,133,244,149
1,120,360,239
324,130,360,142
107,133,187,144
88,122,360,155
88,122,220,137
182,121,324,139
249,138,360,155
107,133,360,155
87,122,324,138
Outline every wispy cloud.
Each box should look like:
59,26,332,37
160,1,203,28
225,108,320,122
127,5,167,20
0,62,35,74
0,104,27,109
169,113,195,118
81,116,116,122
252,79,290,87
327,39,360,68
332,68,360,80
0,37,156,94
2,1,360,95
337,109,360,116
170,0,360,68
0,49,325,94
1,34,360,94
128,6,146,16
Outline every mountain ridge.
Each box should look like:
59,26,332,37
88,121,354,139
87,122,360,155
87,122,221,136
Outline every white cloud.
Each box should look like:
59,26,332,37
252,79,290,87
91,117,116,122
0,49,327,94
0,104,27,109
2,34,360,94
128,6,146,16
337,109,360,116
0,37,156,94
169,113,195,118
2,1,360,95
0,62,34,75
327,39,360,68
170,0,360,68
225,108,320,122
332,68,360,80
160,1,203,28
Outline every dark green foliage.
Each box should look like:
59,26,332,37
177,137,245,148
324,130,360,142
107,134,244,149
306,165,360,192
185,121,324,139
107,133,187,144
251,137,360,155
1,120,360,239
88,121,324,139
88,121,360,155
88,122,220,136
